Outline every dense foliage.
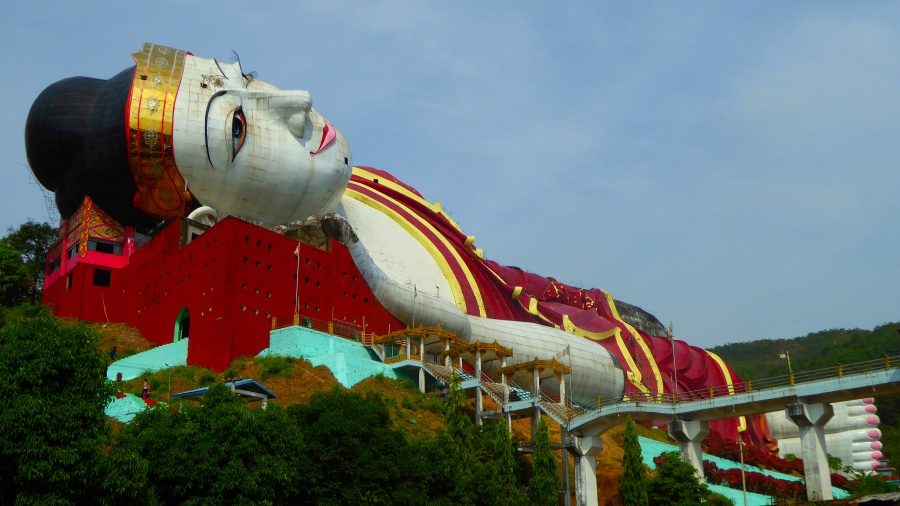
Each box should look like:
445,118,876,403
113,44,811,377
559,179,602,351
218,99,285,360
704,430,803,475
114,384,306,504
288,387,427,504
648,452,709,506
710,323,900,380
0,312,557,505
1,220,57,304
528,417,559,506
0,311,115,505
0,242,32,307
620,419,648,506
703,460,805,502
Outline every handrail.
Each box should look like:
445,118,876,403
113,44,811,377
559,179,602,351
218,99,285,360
589,353,900,412
274,313,898,424
507,378,534,401
271,312,363,340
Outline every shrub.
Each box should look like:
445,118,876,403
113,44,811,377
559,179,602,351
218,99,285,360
417,396,444,413
258,356,293,379
230,356,250,372
703,460,805,502
197,370,216,386
706,491,734,505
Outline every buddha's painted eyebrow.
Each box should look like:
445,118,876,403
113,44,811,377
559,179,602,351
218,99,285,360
213,59,229,80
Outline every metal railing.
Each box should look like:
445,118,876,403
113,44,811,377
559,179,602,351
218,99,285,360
273,312,897,424
271,312,363,340
590,354,900,411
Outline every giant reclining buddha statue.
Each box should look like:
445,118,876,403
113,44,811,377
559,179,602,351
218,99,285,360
26,42,775,447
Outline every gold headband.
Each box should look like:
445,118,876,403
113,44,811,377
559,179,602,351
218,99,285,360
127,42,191,220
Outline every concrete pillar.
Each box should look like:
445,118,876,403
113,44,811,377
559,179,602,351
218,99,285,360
444,339,450,367
786,402,834,501
668,419,710,479
475,348,482,380
419,336,424,361
418,367,426,394
561,427,571,506
406,336,411,360
475,348,483,426
569,435,602,506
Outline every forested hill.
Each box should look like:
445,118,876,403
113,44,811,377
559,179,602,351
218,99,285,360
709,322,900,381
709,322,900,460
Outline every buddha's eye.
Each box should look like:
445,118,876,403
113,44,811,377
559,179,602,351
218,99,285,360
232,108,246,159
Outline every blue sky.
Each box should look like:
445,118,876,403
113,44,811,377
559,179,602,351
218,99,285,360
2,2,897,349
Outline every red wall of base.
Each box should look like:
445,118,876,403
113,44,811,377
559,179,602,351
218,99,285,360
44,217,404,372
42,263,127,323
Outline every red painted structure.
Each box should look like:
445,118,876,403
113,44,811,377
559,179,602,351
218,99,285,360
43,198,404,371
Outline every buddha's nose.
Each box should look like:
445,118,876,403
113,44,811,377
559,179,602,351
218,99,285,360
266,90,312,137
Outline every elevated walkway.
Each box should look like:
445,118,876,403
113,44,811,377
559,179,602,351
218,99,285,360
569,356,900,434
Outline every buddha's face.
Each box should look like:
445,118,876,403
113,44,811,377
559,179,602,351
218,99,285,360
172,54,352,226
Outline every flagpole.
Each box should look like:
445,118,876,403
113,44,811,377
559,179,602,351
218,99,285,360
669,322,677,402
294,243,300,314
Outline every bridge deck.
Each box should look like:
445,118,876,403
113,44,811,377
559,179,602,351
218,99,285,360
569,367,900,435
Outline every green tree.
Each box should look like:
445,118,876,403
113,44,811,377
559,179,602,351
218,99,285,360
529,417,559,506
620,419,648,506
2,220,57,303
115,383,305,505
0,311,115,504
647,452,709,506
289,387,427,505
0,242,31,307
473,420,525,506
446,372,474,458
415,373,480,506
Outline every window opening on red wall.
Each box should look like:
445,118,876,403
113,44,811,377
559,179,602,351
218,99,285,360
92,268,112,287
88,238,123,255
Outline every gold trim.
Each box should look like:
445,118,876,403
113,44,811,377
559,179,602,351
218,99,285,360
706,350,737,395
352,168,464,232
128,42,191,220
345,185,487,317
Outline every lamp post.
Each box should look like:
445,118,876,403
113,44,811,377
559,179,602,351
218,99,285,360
780,350,794,384
739,440,748,506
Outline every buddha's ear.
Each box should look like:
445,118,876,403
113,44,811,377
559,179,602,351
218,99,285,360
254,90,313,138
